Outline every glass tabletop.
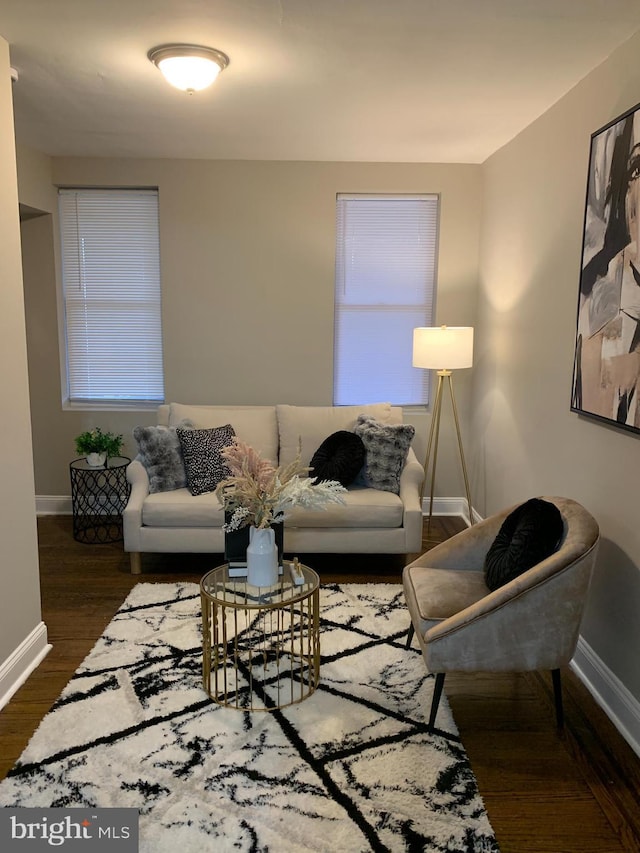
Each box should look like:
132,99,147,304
200,562,319,609
70,456,131,471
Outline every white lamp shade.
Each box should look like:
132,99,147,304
413,326,474,370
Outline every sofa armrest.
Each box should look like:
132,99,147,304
399,448,425,552
123,459,149,553
399,448,423,507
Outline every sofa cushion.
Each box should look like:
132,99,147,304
309,430,366,487
133,423,193,494
168,403,278,464
484,497,564,591
277,403,393,468
286,485,403,529
176,425,236,496
354,415,415,494
141,483,402,530
142,488,225,528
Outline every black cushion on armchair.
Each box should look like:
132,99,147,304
484,497,564,591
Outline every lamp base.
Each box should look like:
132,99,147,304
422,371,473,534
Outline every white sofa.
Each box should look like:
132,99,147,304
123,402,424,574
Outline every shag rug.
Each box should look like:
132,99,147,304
0,583,498,852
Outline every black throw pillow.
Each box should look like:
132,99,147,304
484,498,564,591
309,430,366,487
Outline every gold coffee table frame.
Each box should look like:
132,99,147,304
200,563,320,711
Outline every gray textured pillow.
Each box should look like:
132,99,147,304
354,415,415,494
176,424,236,496
133,421,194,494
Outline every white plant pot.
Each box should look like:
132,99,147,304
86,452,107,467
246,526,278,587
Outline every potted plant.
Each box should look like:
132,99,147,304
75,427,124,467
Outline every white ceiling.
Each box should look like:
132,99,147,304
3,0,640,164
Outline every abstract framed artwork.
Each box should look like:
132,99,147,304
572,101,640,434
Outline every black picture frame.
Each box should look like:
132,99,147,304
571,100,640,435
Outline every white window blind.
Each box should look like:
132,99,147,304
334,194,439,406
58,188,164,406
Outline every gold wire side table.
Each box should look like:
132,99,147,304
200,563,320,711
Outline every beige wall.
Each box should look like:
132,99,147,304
0,40,43,669
20,157,482,496
17,145,54,212
475,31,640,700
22,212,64,493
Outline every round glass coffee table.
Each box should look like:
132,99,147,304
200,562,320,711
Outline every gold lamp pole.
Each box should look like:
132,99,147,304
413,326,474,535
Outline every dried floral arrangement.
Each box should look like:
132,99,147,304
215,439,346,531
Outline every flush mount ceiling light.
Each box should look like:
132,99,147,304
148,44,229,94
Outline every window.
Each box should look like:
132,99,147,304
334,194,439,406
58,188,164,408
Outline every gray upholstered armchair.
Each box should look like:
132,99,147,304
403,496,600,732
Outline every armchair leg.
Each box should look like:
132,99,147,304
405,623,415,649
551,668,564,729
130,552,142,575
428,672,446,732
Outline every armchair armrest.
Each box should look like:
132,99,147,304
406,505,514,573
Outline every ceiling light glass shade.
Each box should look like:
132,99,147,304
413,326,474,370
148,44,229,93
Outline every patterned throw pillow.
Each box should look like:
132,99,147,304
484,498,564,591
133,421,194,493
176,425,236,496
353,415,415,494
309,430,366,487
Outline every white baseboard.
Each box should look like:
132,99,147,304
43,493,475,522
0,622,52,711
421,497,481,527
41,494,476,520
37,495,71,515
571,637,640,758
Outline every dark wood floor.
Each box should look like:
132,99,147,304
1,515,640,852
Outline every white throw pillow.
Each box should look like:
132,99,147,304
276,403,393,468
168,403,278,464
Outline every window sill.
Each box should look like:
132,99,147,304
62,401,162,413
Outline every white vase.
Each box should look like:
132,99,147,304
246,526,278,587
86,451,107,467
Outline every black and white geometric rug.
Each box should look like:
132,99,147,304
0,583,499,852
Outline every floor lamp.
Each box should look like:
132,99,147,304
413,326,474,534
